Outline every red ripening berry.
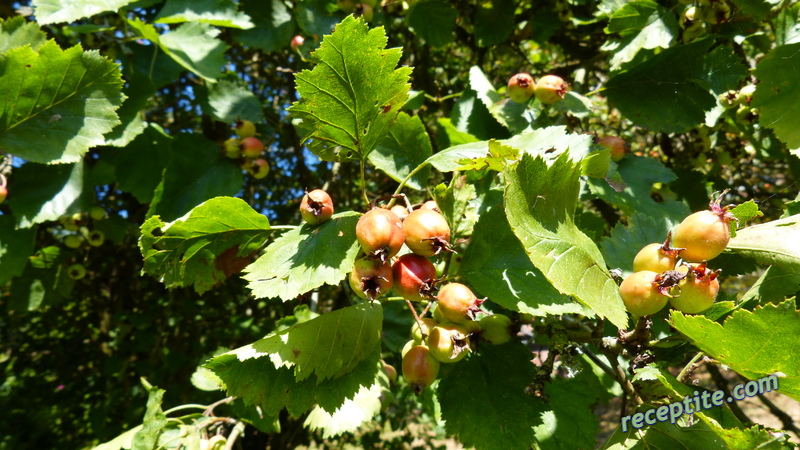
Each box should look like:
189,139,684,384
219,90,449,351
403,208,451,257
392,254,438,302
300,189,334,225
402,345,440,395
349,257,393,301
534,75,568,104
507,73,535,103
619,271,669,317
356,208,405,263
436,283,484,323
671,198,735,262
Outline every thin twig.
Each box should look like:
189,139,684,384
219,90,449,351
677,352,705,383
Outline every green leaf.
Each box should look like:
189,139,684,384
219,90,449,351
104,73,155,147
438,344,545,450
140,197,271,295
605,1,678,70
534,377,600,450
132,379,167,450
0,16,47,52
92,425,143,450
461,206,587,317
752,42,800,149
9,262,74,311
304,382,383,438
243,212,361,301
776,3,800,46
587,155,690,222
504,153,628,328
7,161,87,228
0,41,125,164
740,265,800,306
295,0,341,39
407,1,457,48
147,133,244,222
290,16,411,162
202,75,265,124
127,19,228,81
671,298,800,402
605,0,660,36
600,212,676,276
205,321,382,415
232,0,295,53
32,0,137,25
105,123,173,203
730,0,771,21
0,216,36,284
469,66,531,134
604,38,721,133
703,46,749,96
458,139,519,172
368,112,432,190
155,0,255,29
473,0,514,47
437,117,479,147
450,90,509,140
728,214,800,271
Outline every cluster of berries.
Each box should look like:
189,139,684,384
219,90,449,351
619,196,735,318
298,190,517,395
680,0,732,43
507,73,569,105
61,206,108,280
222,120,269,180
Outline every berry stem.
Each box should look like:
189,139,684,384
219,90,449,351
392,162,430,197
677,351,705,383
360,159,369,207
405,299,428,341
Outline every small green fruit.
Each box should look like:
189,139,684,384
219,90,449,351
223,138,241,158
479,314,513,345
87,230,105,247
534,75,568,105
64,235,84,249
507,73,535,104
68,263,86,280
89,206,107,221
234,120,257,139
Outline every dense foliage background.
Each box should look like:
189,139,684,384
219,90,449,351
1,0,799,448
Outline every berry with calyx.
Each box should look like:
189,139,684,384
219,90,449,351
401,339,417,358
671,197,735,262
619,271,670,317
403,209,451,257
354,3,374,21
402,345,440,395
411,317,438,343
437,283,485,323
349,257,393,301
427,323,471,363
421,200,440,212
390,204,410,220
248,158,270,179
534,75,568,105
669,262,720,314
737,84,756,105
223,138,241,158
632,233,682,273
596,136,630,162
68,263,86,280
704,1,731,25
680,6,703,30
719,90,738,109
291,35,304,52
393,254,438,302
0,185,7,204
64,235,84,249
240,137,264,158
300,189,334,225
682,23,707,43
479,314,513,345
356,208,405,263
89,206,107,221
234,120,257,139
507,73,535,104
87,230,105,247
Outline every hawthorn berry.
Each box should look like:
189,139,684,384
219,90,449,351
354,3,374,22
421,200,440,212
704,1,731,25
619,271,669,317
671,200,735,262
507,73,535,104
223,138,241,158
87,230,105,247
349,257,393,301
427,323,471,363
596,136,630,162
437,283,484,323
411,317,438,343
479,314,513,345
737,85,756,106
240,137,264,158
669,263,720,314
89,206,107,221
0,185,6,204
248,158,270,179
390,204,410,220
403,208,451,257
64,235,83,249
300,189,334,225
382,362,398,384
234,119,257,139
392,254,438,302
680,6,703,30
534,75,568,105
402,345,440,395
356,208,405,262
290,35,304,52
632,234,681,273
68,263,87,280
